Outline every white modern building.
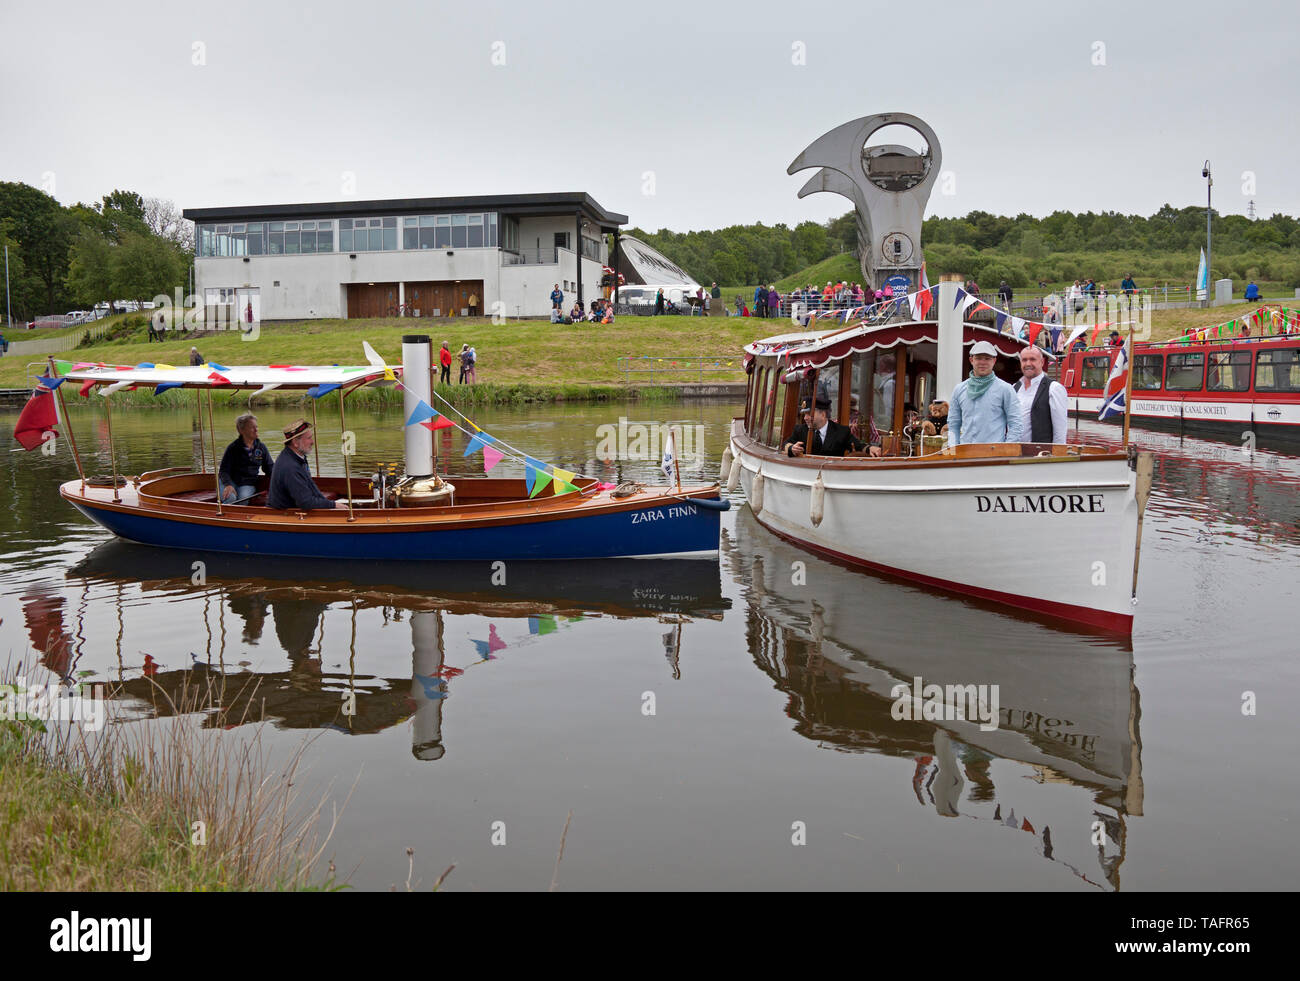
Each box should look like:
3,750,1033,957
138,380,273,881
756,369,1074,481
184,192,628,321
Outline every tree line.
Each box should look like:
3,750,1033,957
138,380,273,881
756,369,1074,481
626,205,1300,288
1,181,192,321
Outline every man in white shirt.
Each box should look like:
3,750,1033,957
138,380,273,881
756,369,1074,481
1013,346,1068,444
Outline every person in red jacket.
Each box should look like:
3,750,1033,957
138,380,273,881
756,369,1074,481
439,341,452,384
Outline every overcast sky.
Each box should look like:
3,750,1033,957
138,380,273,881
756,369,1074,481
3,0,1297,231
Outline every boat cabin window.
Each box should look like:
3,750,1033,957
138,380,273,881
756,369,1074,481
1082,356,1111,390
766,369,787,448
1166,353,1205,391
1133,354,1164,390
1207,351,1252,393
745,365,762,433
1256,347,1300,392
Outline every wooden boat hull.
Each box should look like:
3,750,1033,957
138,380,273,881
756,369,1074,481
61,476,724,561
730,420,1140,633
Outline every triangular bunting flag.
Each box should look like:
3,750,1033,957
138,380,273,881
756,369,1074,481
1026,322,1044,346
78,379,96,398
552,467,578,493
482,445,505,473
420,414,455,431
995,311,1007,334
464,432,495,456
208,371,232,386
306,383,341,399
524,456,552,497
405,400,436,427
37,375,65,390
153,382,184,395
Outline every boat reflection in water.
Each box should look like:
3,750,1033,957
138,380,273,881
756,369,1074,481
726,509,1144,890
62,542,728,761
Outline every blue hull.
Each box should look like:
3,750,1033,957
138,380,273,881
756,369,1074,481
71,498,722,561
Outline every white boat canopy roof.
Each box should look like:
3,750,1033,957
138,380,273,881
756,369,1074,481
744,319,1025,370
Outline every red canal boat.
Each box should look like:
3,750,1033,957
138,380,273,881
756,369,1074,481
1059,333,1300,440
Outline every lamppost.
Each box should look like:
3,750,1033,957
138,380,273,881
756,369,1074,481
1201,161,1213,307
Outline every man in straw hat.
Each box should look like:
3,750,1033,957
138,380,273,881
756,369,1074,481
267,419,344,510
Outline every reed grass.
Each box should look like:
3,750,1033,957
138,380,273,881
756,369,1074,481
0,663,348,891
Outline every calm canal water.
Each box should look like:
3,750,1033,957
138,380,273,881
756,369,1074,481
2,398,1297,891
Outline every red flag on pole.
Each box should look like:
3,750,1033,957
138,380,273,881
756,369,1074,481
13,387,59,451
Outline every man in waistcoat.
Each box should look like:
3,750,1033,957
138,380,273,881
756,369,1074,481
1013,345,1068,444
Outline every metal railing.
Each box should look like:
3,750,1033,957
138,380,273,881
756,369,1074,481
501,248,560,266
3,321,113,357
617,355,746,384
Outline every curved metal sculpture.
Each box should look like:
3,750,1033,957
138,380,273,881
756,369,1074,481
788,112,942,291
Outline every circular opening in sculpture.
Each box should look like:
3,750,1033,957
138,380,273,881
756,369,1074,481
860,123,933,191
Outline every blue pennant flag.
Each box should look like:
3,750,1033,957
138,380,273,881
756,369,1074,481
37,375,66,390
135,362,155,369
208,362,228,371
306,383,342,399
953,288,967,309
463,431,496,456
153,382,184,395
523,456,548,494
995,311,1007,334
405,399,436,427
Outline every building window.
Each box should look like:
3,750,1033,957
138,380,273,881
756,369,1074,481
339,217,396,252
554,231,571,250
451,214,467,249
468,214,483,248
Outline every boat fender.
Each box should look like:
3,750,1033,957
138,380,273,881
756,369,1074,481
750,467,764,515
810,471,825,527
720,446,733,482
726,454,742,492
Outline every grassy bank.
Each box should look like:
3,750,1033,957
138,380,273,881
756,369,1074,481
4,301,1289,398
0,669,342,890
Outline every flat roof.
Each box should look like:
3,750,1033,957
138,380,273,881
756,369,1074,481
183,192,628,231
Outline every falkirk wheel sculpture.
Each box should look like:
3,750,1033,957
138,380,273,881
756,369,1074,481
788,112,941,293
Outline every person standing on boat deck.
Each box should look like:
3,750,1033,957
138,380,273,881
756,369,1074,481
787,396,877,458
218,413,273,503
946,341,1025,446
267,420,344,510
1013,346,1068,444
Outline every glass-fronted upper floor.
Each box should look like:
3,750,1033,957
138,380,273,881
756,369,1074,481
197,212,522,258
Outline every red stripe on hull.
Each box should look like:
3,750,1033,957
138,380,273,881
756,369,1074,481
751,512,1134,635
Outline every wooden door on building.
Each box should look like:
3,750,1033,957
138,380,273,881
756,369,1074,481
346,283,400,319
400,280,484,317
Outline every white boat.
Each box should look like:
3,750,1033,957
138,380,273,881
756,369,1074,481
725,282,1153,634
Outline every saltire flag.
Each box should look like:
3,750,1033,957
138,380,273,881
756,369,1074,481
918,262,933,319
661,427,677,481
1196,248,1208,301
13,386,58,451
1098,344,1129,421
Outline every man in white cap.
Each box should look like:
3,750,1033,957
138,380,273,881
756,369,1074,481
267,419,344,510
946,341,1024,445
1013,345,1068,443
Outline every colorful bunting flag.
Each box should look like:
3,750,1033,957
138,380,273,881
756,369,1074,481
463,432,495,456
552,467,578,493
153,382,184,395
524,456,552,497
405,400,436,427
419,415,455,431
306,383,341,399
482,445,505,473
37,375,65,390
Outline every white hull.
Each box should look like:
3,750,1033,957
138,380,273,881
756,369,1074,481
730,420,1140,632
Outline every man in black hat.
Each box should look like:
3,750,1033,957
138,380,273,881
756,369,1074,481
267,419,344,510
786,396,874,458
